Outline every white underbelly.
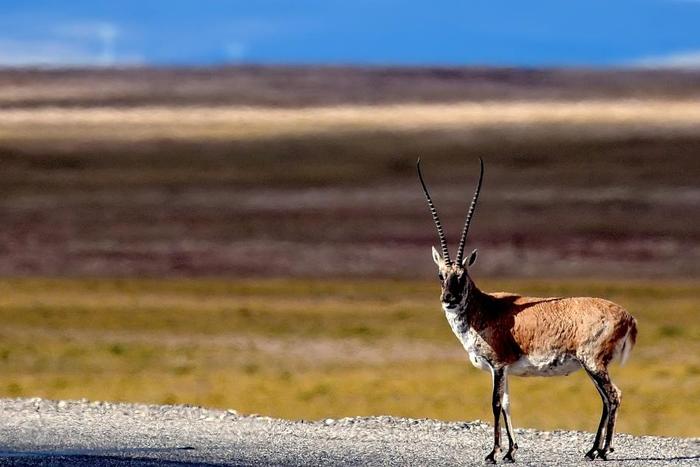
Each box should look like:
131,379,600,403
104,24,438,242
508,353,581,377
445,313,581,377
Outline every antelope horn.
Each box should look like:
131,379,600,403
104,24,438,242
417,158,451,264
455,158,484,265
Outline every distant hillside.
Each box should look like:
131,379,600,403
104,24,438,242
0,66,698,278
2,66,700,108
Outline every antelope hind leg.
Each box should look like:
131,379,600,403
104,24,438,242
584,368,614,460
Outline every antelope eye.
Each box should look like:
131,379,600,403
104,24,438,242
437,273,444,281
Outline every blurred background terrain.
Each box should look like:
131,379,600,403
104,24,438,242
0,67,698,438
1,67,699,279
1,0,699,440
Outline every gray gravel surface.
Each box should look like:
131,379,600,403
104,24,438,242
0,398,697,466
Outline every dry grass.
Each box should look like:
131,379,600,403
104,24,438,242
2,100,700,141
0,278,697,437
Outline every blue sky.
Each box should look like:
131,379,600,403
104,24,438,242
2,1,700,67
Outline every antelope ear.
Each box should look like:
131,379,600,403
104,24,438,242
431,246,443,267
463,248,478,267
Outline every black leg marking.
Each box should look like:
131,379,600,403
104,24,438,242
585,370,609,460
585,368,620,461
501,374,518,463
485,367,505,464
602,378,621,457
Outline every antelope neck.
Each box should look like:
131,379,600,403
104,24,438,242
454,279,480,321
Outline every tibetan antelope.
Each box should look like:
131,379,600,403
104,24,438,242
417,158,637,463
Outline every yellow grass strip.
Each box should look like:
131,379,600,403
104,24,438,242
2,99,700,141
0,278,697,436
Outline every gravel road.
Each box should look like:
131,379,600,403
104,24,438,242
0,398,697,466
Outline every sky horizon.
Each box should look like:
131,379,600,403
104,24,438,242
2,1,700,69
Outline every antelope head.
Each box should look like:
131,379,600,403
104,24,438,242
417,158,484,313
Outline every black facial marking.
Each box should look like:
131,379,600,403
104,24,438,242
441,270,468,305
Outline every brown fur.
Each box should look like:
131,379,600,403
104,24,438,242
466,287,638,371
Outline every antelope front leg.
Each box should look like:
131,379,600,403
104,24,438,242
485,366,506,464
501,373,518,463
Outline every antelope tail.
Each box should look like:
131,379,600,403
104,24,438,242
620,318,638,366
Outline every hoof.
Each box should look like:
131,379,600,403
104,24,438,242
485,449,500,464
585,447,612,461
503,443,518,463
585,448,598,460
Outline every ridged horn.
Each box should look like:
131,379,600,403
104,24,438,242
455,158,484,266
417,158,451,264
